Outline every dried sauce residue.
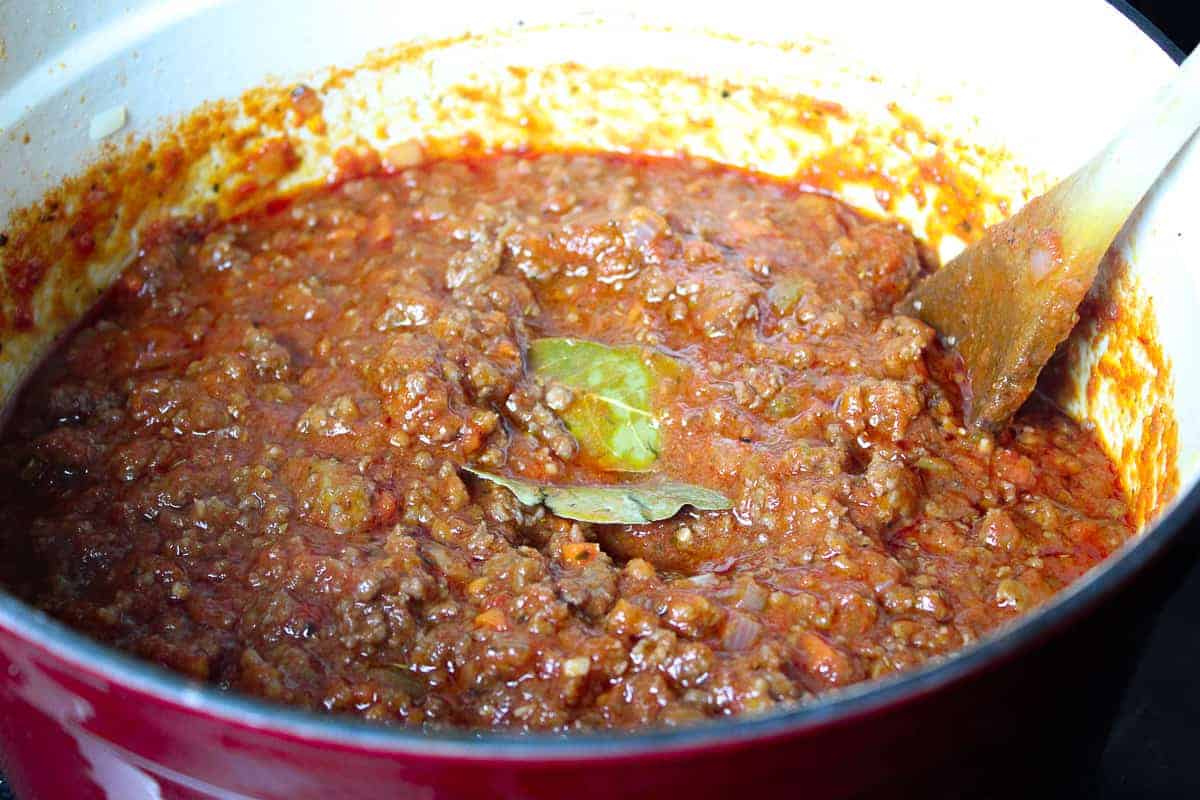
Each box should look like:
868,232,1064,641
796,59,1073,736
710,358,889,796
1042,253,1178,529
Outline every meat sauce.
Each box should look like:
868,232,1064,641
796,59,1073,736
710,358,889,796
0,153,1132,730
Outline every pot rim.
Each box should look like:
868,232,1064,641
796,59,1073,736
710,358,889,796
0,0,1189,764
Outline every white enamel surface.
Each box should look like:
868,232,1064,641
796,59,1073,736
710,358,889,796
0,1,1180,192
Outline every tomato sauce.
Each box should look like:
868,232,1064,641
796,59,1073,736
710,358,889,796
0,153,1131,729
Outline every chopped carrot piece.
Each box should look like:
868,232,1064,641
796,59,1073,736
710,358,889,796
474,607,508,631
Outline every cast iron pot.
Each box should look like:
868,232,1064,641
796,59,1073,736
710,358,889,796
0,1,1196,798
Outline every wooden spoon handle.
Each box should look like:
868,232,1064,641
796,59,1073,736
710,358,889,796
1057,46,1200,263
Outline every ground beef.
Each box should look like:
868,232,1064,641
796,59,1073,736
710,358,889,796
0,153,1132,731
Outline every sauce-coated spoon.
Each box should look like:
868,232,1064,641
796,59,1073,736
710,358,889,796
901,47,1200,427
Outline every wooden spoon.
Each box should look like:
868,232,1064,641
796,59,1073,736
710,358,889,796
901,47,1200,428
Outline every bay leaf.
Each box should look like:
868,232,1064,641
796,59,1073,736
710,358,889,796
464,467,732,525
529,337,668,472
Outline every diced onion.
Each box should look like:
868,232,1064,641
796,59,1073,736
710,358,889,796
562,656,590,678
736,579,768,612
722,611,762,651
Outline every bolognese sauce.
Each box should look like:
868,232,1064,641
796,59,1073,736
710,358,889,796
0,153,1132,729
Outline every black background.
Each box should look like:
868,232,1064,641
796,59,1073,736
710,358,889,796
1128,0,1199,51
0,3,1196,799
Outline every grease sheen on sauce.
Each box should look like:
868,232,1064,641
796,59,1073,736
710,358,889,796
0,153,1131,730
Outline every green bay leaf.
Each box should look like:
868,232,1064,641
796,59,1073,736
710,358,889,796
464,467,732,525
529,337,665,472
